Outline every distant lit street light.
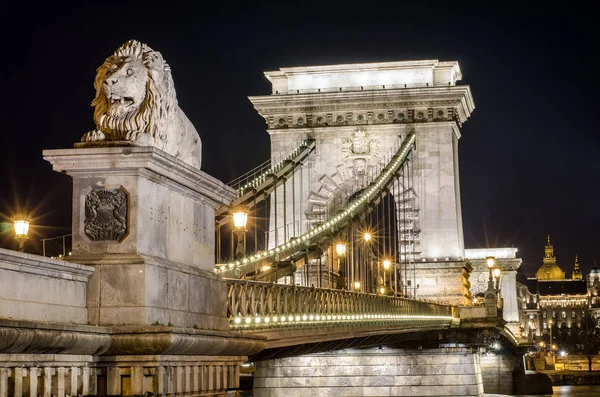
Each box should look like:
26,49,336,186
493,268,501,291
232,206,248,259
486,256,495,282
336,242,346,289
12,215,30,252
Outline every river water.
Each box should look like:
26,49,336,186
494,385,600,396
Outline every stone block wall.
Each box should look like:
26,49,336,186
0,249,94,324
479,352,516,395
254,347,484,397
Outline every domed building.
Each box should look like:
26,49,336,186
518,236,589,337
535,236,565,280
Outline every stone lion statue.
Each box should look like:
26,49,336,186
81,40,202,169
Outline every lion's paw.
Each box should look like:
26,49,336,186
133,132,155,146
82,130,106,142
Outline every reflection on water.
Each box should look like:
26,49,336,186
496,385,600,397
550,385,600,396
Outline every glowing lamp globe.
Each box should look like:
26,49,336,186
493,268,501,278
363,232,371,242
232,207,248,230
383,259,391,270
13,217,30,240
353,281,361,290
335,243,346,256
486,256,495,269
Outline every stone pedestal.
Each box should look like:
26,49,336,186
411,260,473,305
43,145,237,329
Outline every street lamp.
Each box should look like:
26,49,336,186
486,256,495,282
232,206,248,259
336,242,346,289
363,232,371,242
493,268,501,291
354,281,361,290
336,242,346,256
383,259,391,270
12,215,30,252
382,259,391,295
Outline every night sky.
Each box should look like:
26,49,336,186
1,4,598,277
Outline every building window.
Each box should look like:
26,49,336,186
543,311,547,319
572,311,576,318
562,311,567,319
552,311,557,319
543,322,547,329
529,314,535,320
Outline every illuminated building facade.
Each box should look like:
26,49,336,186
518,236,595,340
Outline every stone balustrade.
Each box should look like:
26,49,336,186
226,279,456,329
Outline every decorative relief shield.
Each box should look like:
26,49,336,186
340,127,381,175
84,188,128,241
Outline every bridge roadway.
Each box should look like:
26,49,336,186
224,279,517,362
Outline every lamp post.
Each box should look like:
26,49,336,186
484,256,503,316
493,268,501,291
12,215,30,252
383,259,391,295
363,232,372,292
336,242,346,289
232,207,248,260
486,256,495,283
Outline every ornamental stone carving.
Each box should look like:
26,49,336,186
340,128,381,175
84,188,128,241
80,40,202,169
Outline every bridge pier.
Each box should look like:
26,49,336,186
254,347,484,397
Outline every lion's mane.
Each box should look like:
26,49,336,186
83,40,201,168
91,40,175,145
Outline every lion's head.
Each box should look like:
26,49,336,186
90,40,177,144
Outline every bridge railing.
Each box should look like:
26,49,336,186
226,136,314,195
227,279,456,329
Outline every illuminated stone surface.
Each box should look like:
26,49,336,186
254,347,484,397
0,248,94,324
250,59,475,304
79,40,202,169
44,146,237,328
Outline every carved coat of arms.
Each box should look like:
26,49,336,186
340,128,381,175
84,188,128,241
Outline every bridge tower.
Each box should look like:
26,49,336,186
249,60,475,305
